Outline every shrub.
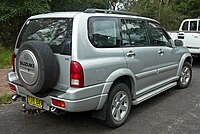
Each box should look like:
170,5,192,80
0,47,13,69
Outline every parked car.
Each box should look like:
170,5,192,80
168,18,200,57
8,9,193,128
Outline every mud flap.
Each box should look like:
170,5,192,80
91,101,107,120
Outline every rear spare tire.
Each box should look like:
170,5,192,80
16,41,59,94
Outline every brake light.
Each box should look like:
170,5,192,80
70,61,84,88
9,83,16,91
52,98,65,108
12,53,15,72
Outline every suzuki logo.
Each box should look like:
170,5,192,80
20,61,34,68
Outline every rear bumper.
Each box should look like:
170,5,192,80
8,72,112,112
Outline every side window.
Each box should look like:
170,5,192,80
149,22,171,46
198,21,200,31
182,21,188,31
121,19,149,47
190,21,197,31
88,17,120,48
121,19,130,46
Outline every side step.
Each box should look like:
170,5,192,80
132,82,177,105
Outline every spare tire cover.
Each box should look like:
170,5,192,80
16,41,59,94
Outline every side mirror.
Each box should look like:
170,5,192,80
174,39,183,47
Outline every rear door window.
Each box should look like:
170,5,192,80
121,19,150,47
17,18,73,55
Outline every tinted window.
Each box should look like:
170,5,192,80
17,18,73,55
149,22,171,46
121,19,149,47
199,21,200,31
88,17,120,48
190,21,197,31
121,19,130,46
182,21,188,31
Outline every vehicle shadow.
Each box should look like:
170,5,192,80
193,57,200,67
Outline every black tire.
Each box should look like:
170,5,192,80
16,41,59,94
177,62,192,89
105,83,131,128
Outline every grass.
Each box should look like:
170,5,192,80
0,47,13,69
0,92,12,105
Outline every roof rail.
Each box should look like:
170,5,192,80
84,8,141,16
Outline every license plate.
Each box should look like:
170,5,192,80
27,96,43,109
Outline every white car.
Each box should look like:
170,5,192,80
168,18,200,57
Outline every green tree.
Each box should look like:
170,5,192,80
127,0,184,30
188,0,200,17
174,0,200,18
0,0,50,47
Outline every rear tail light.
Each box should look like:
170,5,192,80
52,98,65,108
12,53,15,72
70,61,84,88
9,83,16,91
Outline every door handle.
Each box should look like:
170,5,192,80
127,51,135,57
158,49,164,55
178,32,184,39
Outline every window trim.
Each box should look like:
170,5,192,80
182,21,189,31
16,18,73,49
119,18,151,48
147,21,173,47
87,16,121,48
16,18,73,55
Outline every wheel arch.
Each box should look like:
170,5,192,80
105,68,136,98
177,53,193,76
95,68,136,111
93,68,136,121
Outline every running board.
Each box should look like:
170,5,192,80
132,82,177,105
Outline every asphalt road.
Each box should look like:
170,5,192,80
1,60,200,134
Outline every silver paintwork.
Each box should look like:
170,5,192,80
135,76,179,96
18,50,38,85
8,11,192,113
132,82,177,105
177,53,193,76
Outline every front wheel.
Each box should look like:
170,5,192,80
177,62,192,89
105,83,131,128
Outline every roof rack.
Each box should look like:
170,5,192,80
84,8,141,16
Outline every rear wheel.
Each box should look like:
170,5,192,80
105,83,131,128
177,62,192,89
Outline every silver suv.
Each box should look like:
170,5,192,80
8,9,193,127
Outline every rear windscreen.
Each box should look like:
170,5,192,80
17,18,73,55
